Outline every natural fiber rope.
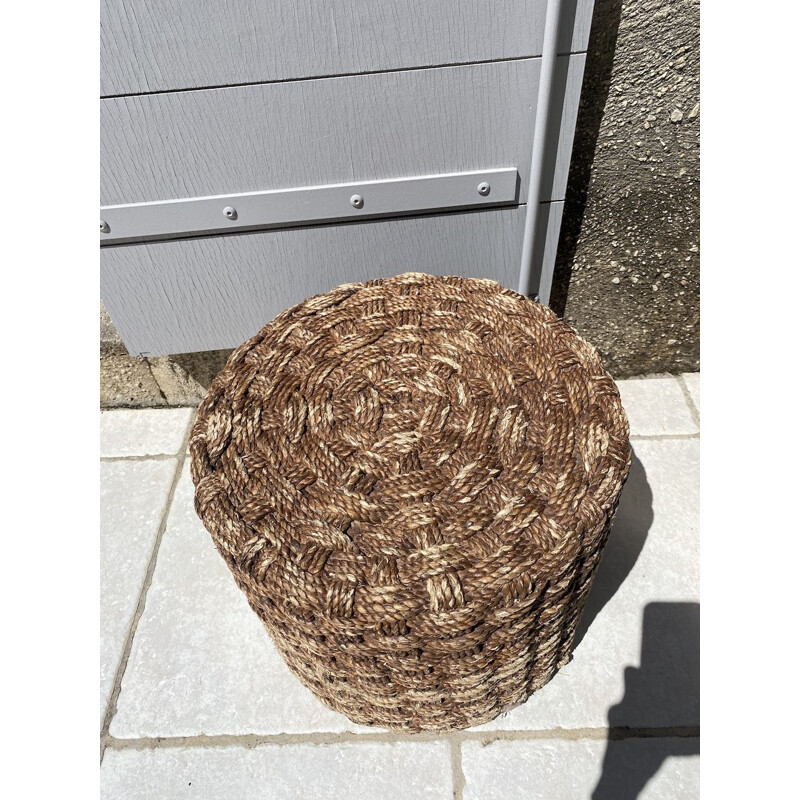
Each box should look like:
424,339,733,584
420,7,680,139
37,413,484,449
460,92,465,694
190,272,631,731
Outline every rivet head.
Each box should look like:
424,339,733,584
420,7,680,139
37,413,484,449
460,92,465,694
100,220,110,234
477,182,491,196
350,194,364,209
223,206,237,220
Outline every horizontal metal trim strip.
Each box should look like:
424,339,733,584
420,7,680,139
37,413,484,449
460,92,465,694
100,169,520,246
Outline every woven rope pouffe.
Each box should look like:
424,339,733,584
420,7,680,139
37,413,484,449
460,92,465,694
190,272,631,731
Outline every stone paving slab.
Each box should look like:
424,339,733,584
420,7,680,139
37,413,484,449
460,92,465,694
682,373,700,417
113,438,699,738
617,377,698,436
112,464,372,738
101,742,453,799
100,407,195,457
461,738,700,800
100,459,177,726
100,378,700,798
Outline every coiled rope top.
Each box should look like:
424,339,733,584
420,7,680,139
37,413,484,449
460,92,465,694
190,272,630,730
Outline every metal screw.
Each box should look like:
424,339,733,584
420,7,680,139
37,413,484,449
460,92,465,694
223,206,237,220
100,220,110,234
350,194,364,209
477,182,491,196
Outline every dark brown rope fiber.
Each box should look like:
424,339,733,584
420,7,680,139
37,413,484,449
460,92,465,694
190,272,631,731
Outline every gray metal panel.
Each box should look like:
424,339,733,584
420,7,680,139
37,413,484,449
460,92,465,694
100,0,594,96
101,203,562,356
101,56,585,207
99,169,519,244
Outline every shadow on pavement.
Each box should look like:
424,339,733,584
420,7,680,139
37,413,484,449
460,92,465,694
592,602,700,799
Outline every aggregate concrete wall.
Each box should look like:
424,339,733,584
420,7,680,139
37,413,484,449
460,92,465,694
100,0,699,406
551,0,699,376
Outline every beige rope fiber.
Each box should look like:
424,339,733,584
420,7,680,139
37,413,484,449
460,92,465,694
190,272,631,731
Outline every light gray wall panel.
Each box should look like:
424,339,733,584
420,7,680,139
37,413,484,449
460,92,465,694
101,56,585,207
100,0,594,96
101,203,563,356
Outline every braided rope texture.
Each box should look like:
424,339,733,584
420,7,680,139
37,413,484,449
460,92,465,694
190,272,631,731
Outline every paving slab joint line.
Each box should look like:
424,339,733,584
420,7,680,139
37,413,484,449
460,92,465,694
629,432,699,441
100,453,185,463
101,725,700,753
450,738,466,800
99,410,198,764
677,374,701,428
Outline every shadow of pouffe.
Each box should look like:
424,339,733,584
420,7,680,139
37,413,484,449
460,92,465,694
189,272,631,731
